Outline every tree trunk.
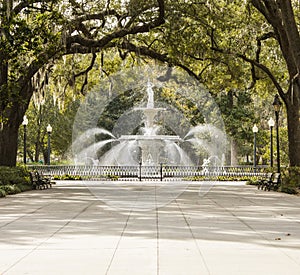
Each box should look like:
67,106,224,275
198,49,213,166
0,80,32,166
230,138,238,166
0,119,20,167
42,148,48,165
286,110,300,166
34,142,40,163
286,84,300,167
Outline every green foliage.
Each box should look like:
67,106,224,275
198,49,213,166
158,87,204,127
0,166,31,186
0,189,6,198
216,89,255,159
52,174,82,180
246,178,260,186
1,185,21,195
105,174,119,181
16,183,33,192
145,0,292,165
0,183,32,196
280,186,298,195
52,173,119,180
2,0,167,166
188,175,261,181
280,167,300,194
19,89,81,163
98,86,204,133
248,167,299,195
98,89,144,131
0,166,33,196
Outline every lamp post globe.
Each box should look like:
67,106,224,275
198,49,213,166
47,124,52,134
22,115,28,126
268,117,275,128
252,124,258,133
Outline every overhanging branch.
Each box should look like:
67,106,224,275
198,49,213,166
237,52,285,97
74,53,97,95
13,0,56,15
211,46,285,98
66,0,165,50
117,41,200,81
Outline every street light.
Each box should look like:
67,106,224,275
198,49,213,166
22,115,28,164
252,124,258,170
268,117,275,168
46,124,52,165
273,94,282,173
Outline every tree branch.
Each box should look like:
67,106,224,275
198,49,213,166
237,53,285,97
13,0,56,15
117,41,200,81
66,0,165,50
74,53,96,78
211,46,285,97
247,31,276,88
74,52,96,95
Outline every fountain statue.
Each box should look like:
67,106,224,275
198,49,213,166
146,81,154,109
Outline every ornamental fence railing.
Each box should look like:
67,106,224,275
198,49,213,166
27,164,268,181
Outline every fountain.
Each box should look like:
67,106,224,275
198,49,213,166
118,81,184,166
73,80,226,169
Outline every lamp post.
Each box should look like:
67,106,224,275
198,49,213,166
273,94,282,173
46,124,52,165
22,115,28,164
268,117,275,168
252,124,258,171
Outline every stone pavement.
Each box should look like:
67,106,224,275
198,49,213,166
0,180,300,275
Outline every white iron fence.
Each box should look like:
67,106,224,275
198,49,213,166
27,164,268,181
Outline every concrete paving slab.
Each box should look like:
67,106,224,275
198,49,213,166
0,180,300,274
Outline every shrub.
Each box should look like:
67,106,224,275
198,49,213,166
52,174,82,180
187,175,262,182
246,178,260,186
105,174,119,180
0,166,31,186
280,186,298,195
17,183,34,192
280,167,300,195
1,185,22,195
0,188,6,197
0,166,33,196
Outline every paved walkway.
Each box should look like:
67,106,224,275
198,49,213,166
0,181,300,275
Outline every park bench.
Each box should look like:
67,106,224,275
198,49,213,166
258,172,281,191
257,173,273,190
29,170,53,190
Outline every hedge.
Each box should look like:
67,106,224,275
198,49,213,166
0,166,33,197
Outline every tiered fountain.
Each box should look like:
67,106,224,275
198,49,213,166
118,82,184,165
74,81,194,166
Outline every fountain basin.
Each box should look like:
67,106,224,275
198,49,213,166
119,135,182,142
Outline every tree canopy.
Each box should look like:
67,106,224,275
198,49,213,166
1,0,300,167
0,0,165,166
